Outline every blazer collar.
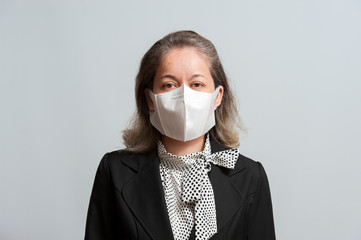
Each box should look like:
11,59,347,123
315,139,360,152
121,136,247,239
209,137,247,231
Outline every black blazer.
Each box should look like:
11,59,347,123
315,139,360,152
85,138,276,240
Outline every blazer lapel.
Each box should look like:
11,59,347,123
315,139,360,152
121,151,174,240
209,137,247,232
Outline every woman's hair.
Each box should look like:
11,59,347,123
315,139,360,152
122,30,244,152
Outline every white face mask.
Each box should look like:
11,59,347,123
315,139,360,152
148,84,221,142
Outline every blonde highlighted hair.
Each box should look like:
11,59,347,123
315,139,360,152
122,30,244,152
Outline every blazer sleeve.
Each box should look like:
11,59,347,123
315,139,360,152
246,162,276,240
85,153,117,240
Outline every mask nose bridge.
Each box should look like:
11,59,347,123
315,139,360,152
169,84,186,99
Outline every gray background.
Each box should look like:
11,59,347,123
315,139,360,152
1,0,360,239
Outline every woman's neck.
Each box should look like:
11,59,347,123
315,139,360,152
161,135,206,156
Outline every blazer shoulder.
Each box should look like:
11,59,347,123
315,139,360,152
231,153,272,198
95,149,158,191
233,153,270,185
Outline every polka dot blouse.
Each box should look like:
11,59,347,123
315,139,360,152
158,134,240,240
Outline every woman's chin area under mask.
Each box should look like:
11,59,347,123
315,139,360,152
161,134,206,156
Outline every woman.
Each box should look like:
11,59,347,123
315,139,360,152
85,31,276,240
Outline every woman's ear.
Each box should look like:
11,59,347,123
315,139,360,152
145,88,154,110
214,86,224,108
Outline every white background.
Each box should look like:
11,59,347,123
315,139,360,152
1,0,360,239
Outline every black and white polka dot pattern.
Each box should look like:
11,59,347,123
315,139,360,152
158,134,240,240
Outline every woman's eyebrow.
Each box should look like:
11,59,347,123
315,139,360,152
160,74,206,82
189,74,206,80
160,74,178,80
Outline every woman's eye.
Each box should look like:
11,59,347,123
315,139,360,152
192,82,203,88
163,83,176,89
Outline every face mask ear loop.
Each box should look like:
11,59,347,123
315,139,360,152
148,89,155,112
215,85,221,94
214,86,222,110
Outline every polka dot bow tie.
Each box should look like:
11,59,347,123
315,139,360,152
181,148,240,203
157,135,240,240
181,147,239,240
